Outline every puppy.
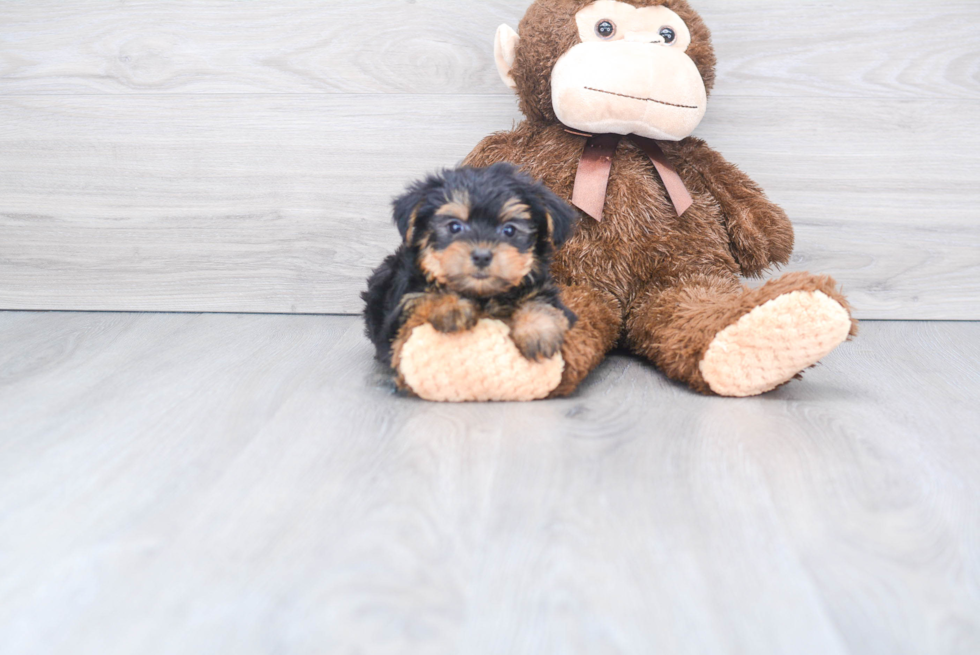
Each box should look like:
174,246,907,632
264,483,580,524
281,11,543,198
362,163,578,371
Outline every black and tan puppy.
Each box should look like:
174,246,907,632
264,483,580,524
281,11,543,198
363,163,578,372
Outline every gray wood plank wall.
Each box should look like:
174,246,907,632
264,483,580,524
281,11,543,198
1,1,978,318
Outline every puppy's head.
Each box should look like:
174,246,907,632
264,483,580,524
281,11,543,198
392,163,577,298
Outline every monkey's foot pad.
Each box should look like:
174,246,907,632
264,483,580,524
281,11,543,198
699,291,852,398
399,319,564,403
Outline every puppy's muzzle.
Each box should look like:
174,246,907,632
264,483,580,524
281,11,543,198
471,248,493,270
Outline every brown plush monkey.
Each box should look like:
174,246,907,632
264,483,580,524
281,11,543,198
456,0,858,398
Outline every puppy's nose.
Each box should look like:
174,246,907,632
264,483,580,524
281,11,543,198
471,248,493,269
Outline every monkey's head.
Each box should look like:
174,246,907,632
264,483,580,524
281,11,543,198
495,0,716,141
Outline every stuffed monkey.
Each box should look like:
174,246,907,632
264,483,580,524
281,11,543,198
459,0,857,398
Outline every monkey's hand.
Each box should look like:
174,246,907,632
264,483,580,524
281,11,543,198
421,294,480,334
509,302,571,361
680,138,795,277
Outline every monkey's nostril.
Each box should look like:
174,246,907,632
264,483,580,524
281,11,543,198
471,248,493,269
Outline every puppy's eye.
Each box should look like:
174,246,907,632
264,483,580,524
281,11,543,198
447,221,464,235
595,20,616,39
659,27,676,44
502,224,517,238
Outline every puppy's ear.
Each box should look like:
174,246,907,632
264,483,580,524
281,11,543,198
391,182,425,244
534,183,578,247
392,173,443,244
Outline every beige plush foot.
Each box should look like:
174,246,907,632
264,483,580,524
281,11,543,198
699,291,852,397
399,319,564,402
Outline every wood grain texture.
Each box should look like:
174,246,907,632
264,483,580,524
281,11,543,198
0,312,978,654
0,94,977,318
1,1,978,317
0,1,977,99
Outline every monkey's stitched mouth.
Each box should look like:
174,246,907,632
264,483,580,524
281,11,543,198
584,86,699,110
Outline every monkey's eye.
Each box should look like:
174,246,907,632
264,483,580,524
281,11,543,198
595,20,616,39
501,224,517,238
447,221,464,235
659,27,676,44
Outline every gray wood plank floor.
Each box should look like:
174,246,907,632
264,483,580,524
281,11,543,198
1,312,978,655
1,0,978,318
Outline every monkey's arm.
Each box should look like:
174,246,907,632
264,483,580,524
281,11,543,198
679,138,794,277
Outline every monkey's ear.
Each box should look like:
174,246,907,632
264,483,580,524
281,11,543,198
535,185,578,247
494,25,519,90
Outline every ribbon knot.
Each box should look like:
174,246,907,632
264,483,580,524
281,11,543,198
568,130,693,222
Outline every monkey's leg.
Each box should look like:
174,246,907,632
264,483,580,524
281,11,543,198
625,271,857,396
549,285,623,398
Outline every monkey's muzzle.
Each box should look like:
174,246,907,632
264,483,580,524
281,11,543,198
551,41,708,141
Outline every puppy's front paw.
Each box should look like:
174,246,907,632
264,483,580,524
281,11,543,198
510,303,570,361
427,295,479,334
